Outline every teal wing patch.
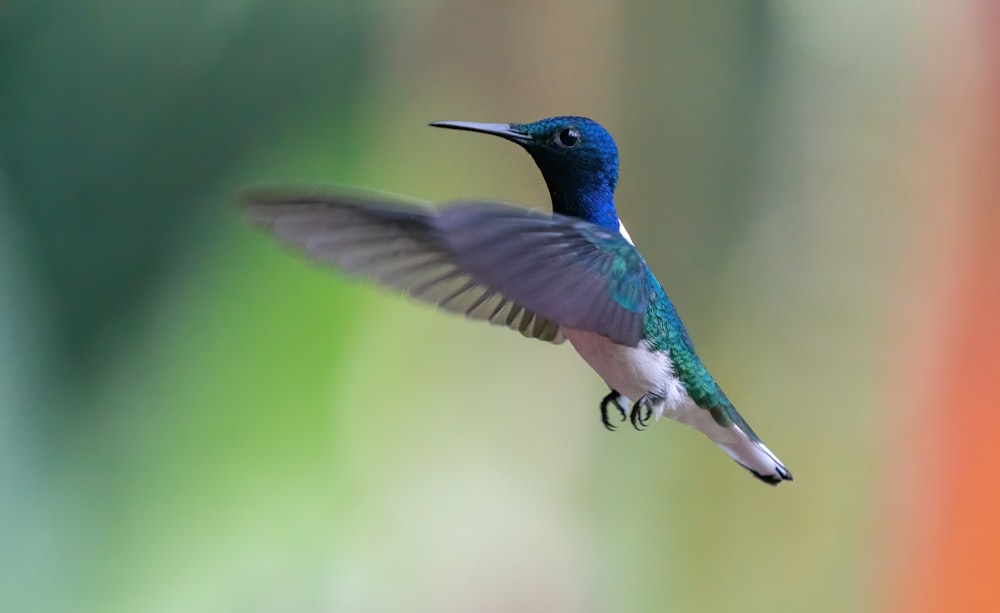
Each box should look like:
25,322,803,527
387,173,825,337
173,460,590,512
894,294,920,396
580,230,649,314
438,203,650,345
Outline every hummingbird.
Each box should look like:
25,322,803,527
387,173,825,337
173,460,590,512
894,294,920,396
240,116,792,485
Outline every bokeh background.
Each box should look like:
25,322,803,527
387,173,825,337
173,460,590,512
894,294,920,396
2,2,998,612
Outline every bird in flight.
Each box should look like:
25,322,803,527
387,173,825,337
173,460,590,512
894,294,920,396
239,116,792,485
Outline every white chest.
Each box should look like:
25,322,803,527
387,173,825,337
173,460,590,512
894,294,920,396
561,328,690,413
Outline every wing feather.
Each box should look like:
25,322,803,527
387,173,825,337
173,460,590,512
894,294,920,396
239,187,650,346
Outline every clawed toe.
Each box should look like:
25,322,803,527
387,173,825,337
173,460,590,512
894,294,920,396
599,390,625,431
629,394,659,431
629,403,647,430
602,391,658,432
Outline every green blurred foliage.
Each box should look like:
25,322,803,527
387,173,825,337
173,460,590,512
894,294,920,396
0,1,915,612
0,0,368,372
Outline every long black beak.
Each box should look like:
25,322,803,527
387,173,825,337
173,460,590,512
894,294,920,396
429,121,532,144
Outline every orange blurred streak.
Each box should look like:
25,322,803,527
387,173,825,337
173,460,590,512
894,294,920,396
886,3,1000,612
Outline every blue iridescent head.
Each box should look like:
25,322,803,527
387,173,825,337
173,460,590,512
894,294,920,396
431,116,621,231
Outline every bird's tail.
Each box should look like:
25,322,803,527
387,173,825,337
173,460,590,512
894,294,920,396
711,426,792,485
670,403,793,485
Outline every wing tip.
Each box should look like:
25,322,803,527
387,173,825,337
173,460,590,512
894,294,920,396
235,183,323,207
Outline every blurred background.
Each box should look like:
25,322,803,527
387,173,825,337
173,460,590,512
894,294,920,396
2,1,998,612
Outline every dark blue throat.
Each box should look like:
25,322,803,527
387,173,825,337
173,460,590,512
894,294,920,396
529,154,620,231
544,178,619,231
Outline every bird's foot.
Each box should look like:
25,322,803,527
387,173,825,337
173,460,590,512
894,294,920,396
599,390,626,431
629,394,658,431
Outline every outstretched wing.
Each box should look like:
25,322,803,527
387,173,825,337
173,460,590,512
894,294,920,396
239,186,650,346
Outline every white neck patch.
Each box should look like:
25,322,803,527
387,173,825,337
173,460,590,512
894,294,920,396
618,219,634,245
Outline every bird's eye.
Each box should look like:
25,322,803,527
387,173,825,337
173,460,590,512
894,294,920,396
555,127,581,148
